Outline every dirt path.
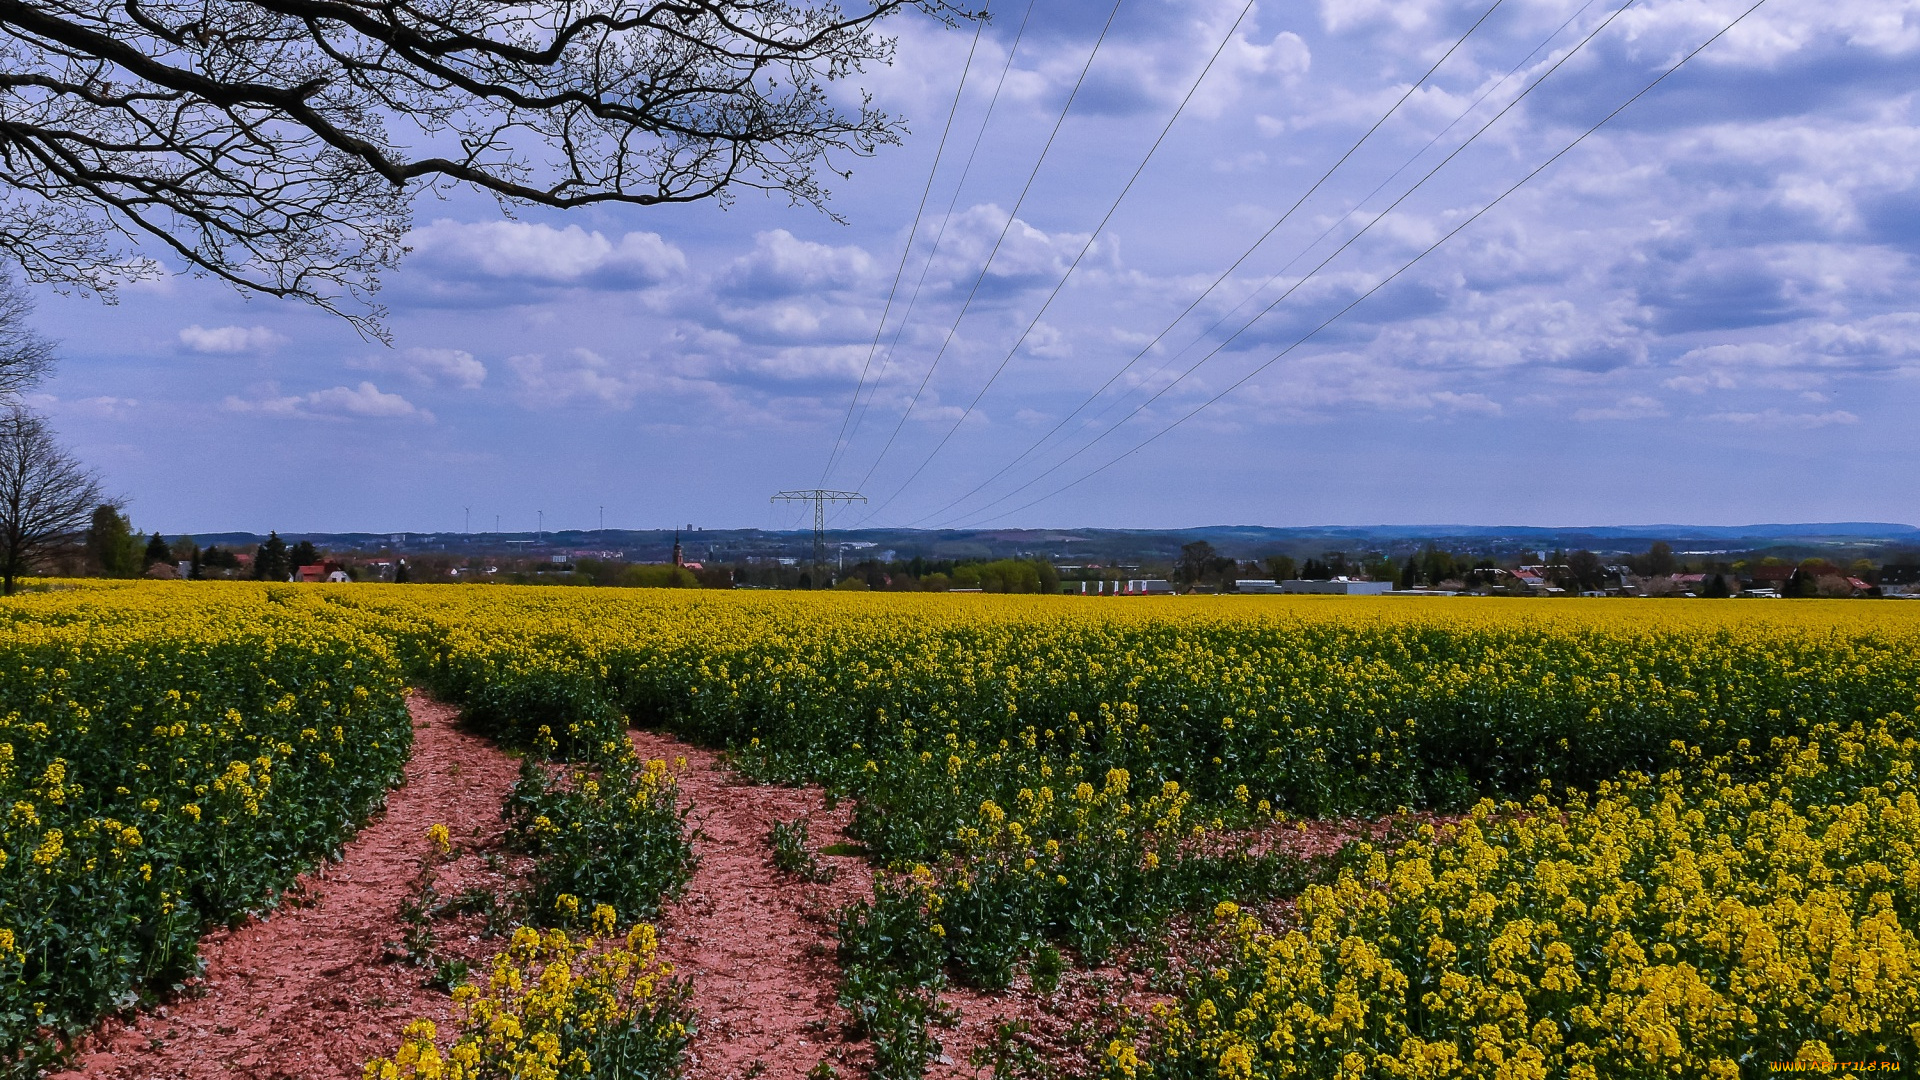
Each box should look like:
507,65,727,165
632,730,877,1080
54,702,1168,1080
56,694,524,1080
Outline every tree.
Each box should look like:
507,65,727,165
1566,549,1607,592
1703,573,1732,598
0,0,969,332
1263,554,1297,582
621,563,695,589
1177,541,1217,587
1419,546,1457,586
288,539,321,569
0,277,52,396
1636,542,1677,578
0,406,103,593
142,531,171,567
254,531,290,580
1175,541,1233,590
84,504,139,575
198,545,240,572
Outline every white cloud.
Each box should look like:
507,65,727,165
508,349,649,409
1319,0,1441,35
223,382,432,422
351,346,488,390
1573,395,1669,422
1428,390,1503,416
406,219,687,288
25,393,141,419
922,205,1104,286
1702,408,1860,428
178,325,287,355
721,230,874,297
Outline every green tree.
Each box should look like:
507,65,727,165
1263,554,1297,581
1567,550,1608,592
84,504,140,576
142,531,171,567
254,532,290,581
1641,542,1677,578
950,559,1058,594
1703,574,1732,598
621,564,697,589
198,545,240,572
288,539,321,569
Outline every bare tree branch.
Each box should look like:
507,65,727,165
0,274,54,396
0,403,101,593
0,0,977,336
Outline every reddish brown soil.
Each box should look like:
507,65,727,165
53,701,1367,1080
630,730,876,1080
53,694,524,1080
932,965,1171,1079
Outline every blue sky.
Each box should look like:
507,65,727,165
22,0,1920,534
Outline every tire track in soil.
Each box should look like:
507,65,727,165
631,730,877,1080
54,693,523,1080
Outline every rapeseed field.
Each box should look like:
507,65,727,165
4,583,1916,1076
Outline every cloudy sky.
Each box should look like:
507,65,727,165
23,0,1920,534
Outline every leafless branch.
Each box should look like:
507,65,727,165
0,0,979,335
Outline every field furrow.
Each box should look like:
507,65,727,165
53,695,523,1080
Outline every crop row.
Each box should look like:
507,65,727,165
9,583,1920,1078
0,586,412,1070
1120,717,1920,1077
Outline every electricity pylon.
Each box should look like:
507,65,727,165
770,489,865,588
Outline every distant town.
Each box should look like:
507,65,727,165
50,510,1920,599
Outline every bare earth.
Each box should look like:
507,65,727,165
53,694,523,1080
630,730,876,1080
52,697,1331,1079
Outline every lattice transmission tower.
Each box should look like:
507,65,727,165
770,489,865,587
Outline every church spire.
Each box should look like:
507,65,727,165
672,529,683,568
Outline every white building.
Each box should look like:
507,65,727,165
1281,579,1393,595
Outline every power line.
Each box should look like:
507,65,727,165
820,16,988,483
894,0,1514,526
856,0,1260,524
770,489,866,587
956,0,1772,528
828,0,1040,485
929,0,1642,526
849,0,1128,497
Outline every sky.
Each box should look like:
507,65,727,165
20,0,1920,535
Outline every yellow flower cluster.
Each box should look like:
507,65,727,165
364,918,691,1080
14,581,1920,1075
1128,717,1920,1077
0,582,414,1062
